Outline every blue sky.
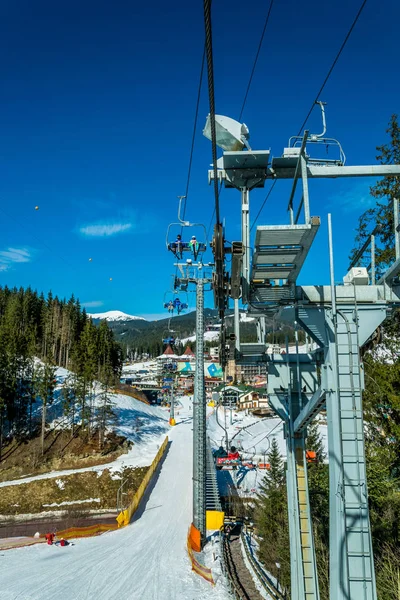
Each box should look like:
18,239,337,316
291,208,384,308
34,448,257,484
0,0,399,320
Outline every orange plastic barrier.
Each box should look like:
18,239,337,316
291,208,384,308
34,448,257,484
187,529,214,585
189,523,201,552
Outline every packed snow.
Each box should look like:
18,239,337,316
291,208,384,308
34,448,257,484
42,498,101,507
88,310,146,322
0,398,230,600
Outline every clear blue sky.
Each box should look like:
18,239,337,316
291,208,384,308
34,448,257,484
0,0,399,320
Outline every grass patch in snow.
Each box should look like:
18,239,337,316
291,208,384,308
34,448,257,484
0,429,132,483
0,466,148,515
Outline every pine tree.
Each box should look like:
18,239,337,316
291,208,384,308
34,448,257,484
351,114,400,273
260,437,285,493
254,438,290,593
36,361,57,455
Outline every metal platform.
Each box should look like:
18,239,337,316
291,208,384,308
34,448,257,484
249,219,320,310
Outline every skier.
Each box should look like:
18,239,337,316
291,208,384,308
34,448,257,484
214,446,228,459
173,297,182,313
228,446,240,460
189,235,199,259
58,538,70,547
45,532,55,545
170,234,184,258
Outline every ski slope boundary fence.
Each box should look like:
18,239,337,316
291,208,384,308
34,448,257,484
116,436,169,527
0,522,120,550
187,529,215,585
55,522,119,539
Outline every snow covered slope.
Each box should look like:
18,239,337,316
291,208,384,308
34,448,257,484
0,398,229,600
0,367,170,489
88,310,146,322
180,330,220,344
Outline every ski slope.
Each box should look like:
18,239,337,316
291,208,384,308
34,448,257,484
1,397,229,600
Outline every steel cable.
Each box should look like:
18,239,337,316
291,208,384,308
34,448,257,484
251,0,368,229
239,0,275,122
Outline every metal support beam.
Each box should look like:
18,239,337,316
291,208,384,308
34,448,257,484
394,198,400,260
284,353,320,600
257,315,266,344
293,387,325,433
348,224,382,271
301,155,310,224
193,279,206,547
241,187,250,303
268,164,400,180
287,131,309,222
234,299,240,352
371,234,375,284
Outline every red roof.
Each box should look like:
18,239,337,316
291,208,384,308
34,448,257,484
182,346,195,356
163,345,175,355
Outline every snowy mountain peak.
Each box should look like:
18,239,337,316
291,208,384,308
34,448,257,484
88,310,146,322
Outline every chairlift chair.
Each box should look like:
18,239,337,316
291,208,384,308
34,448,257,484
166,196,208,260
163,290,189,315
287,101,346,166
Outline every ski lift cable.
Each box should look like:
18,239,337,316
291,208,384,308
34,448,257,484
203,0,220,227
238,0,275,122
250,0,368,230
172,46,206,285
296,0,368,136
182,46,206,221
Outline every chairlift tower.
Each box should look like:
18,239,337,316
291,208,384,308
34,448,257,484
204,114,270,352
174,261,213,550
206,106,400,600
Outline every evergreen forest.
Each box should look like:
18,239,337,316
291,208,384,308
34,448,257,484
0,286,122,455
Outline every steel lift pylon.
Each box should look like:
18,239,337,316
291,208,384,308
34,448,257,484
208,106,400,597
246,162,400,598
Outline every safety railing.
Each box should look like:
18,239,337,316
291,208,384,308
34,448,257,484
116,436,169,527
240,530,286,600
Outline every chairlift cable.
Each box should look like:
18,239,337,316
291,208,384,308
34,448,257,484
296,0,368,136
203,0,220,227
172,46,206,287
238,0,275,122
250,0,368,229
250,180,277,231
182,46,206,221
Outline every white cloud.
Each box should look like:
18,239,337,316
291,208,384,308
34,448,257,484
82,300,104,308
79,222,133,237
0,247,32,271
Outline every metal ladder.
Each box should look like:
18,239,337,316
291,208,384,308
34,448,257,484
333,308,376,599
